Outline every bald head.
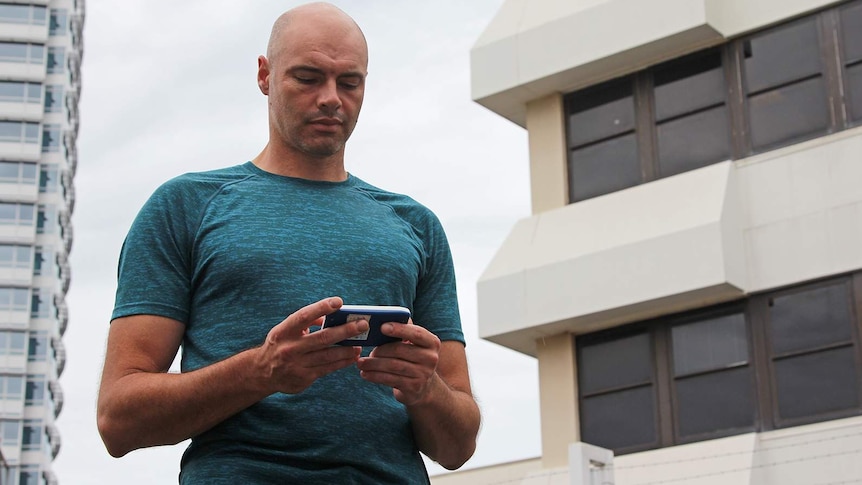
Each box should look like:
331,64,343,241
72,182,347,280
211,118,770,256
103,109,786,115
266,2,368,67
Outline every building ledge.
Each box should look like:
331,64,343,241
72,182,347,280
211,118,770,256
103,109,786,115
477,162,746,356
470,0,844,126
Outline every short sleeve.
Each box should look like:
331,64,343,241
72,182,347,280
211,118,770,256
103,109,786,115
411,211,464,345
111,178,198,323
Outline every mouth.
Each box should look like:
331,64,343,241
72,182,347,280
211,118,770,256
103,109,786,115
309,117,343,126
307,117,343,135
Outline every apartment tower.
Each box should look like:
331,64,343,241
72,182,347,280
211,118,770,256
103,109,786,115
0,1,82,484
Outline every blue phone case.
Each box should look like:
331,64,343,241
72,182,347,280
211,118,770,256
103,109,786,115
322,305,411,347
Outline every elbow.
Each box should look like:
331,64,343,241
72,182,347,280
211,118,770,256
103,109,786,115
97,410,132,458
437,438,477,471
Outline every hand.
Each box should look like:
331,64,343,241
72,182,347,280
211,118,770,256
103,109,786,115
356,320,442,406
254,297,369,395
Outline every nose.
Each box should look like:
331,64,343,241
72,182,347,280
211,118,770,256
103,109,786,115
317,79,342,115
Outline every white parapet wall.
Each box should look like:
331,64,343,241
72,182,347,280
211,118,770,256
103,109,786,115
432,416,862,485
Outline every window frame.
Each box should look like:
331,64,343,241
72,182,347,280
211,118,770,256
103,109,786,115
576,272,862,455
564,0,860,204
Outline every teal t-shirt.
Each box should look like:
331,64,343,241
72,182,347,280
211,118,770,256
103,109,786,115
112,162,464,484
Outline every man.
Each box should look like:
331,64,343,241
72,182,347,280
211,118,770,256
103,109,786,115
96,3,481,483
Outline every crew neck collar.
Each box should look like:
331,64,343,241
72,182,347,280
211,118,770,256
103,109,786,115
242,161,355,186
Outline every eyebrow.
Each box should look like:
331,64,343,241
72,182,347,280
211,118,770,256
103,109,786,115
289,65,366,79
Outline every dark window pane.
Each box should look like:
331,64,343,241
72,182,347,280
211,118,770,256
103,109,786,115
657,106,730,177
749,77,828,151
654,50,725,121
0,162,18,180
18,204,34,223
21,163,36,182
0,81,25,101
581,386,656,451
744,18,822,93
0,5,30,23
672,312,748,376
0,203,15,221
569,133,640,201
848,63,862,123
579,332,651,394
841,2,862,64
774,347,859,420
769,282,853,355
0,121,21,140
675,367,754,437
0,42,28,61
567,78,635,147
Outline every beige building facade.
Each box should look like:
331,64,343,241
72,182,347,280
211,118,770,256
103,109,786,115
436,0,862,483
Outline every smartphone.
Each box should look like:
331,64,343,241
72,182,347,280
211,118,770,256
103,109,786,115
321,305,411,347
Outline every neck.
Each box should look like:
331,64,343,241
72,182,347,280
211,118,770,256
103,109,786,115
252,142,348,182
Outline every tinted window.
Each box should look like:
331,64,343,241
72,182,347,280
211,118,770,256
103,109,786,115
744,18,822,93
0,5,30,23
841,2,862,64
672,312,748,376
676,367,754,437
849,64,862,122
748,77,829,150
581,386,656,450
0,81,24,101
580,332,651,394
569,134,640,201
49,9,67,36
657,106,730,177
567,78,634,146
769,282,853,355
654,50,725,121
46,47,64,73
774,347,859,420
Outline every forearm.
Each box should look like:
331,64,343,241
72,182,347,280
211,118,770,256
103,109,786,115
406,372,480,470
97,348,269,457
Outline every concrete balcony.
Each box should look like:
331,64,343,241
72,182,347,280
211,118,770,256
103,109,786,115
0,181,38,203
0,140,39,162
0,61,45,83
0,100,43,122
0,22,48,45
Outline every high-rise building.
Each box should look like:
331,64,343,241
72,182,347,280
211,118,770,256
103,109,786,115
0,1,82,484
435,0,862,484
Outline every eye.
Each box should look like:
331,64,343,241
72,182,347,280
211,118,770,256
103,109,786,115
295,76,316,85
338,77,362,90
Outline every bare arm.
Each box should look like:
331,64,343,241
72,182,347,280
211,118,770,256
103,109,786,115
97,297,368,457
357,325,481,470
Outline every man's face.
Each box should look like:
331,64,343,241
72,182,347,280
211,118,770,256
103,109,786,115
260,22,367,159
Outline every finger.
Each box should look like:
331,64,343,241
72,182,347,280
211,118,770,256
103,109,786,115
357,355,418,378
305,319,370,349
271,297,343,340
306,346,362,370
380,322,440,349
359,369,416,387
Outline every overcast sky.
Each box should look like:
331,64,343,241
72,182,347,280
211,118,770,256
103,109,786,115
55,1,539,482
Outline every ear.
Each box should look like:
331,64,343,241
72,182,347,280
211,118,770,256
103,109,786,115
257,55,270,96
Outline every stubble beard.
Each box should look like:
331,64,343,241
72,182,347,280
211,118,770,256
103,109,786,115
280,115,354,160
